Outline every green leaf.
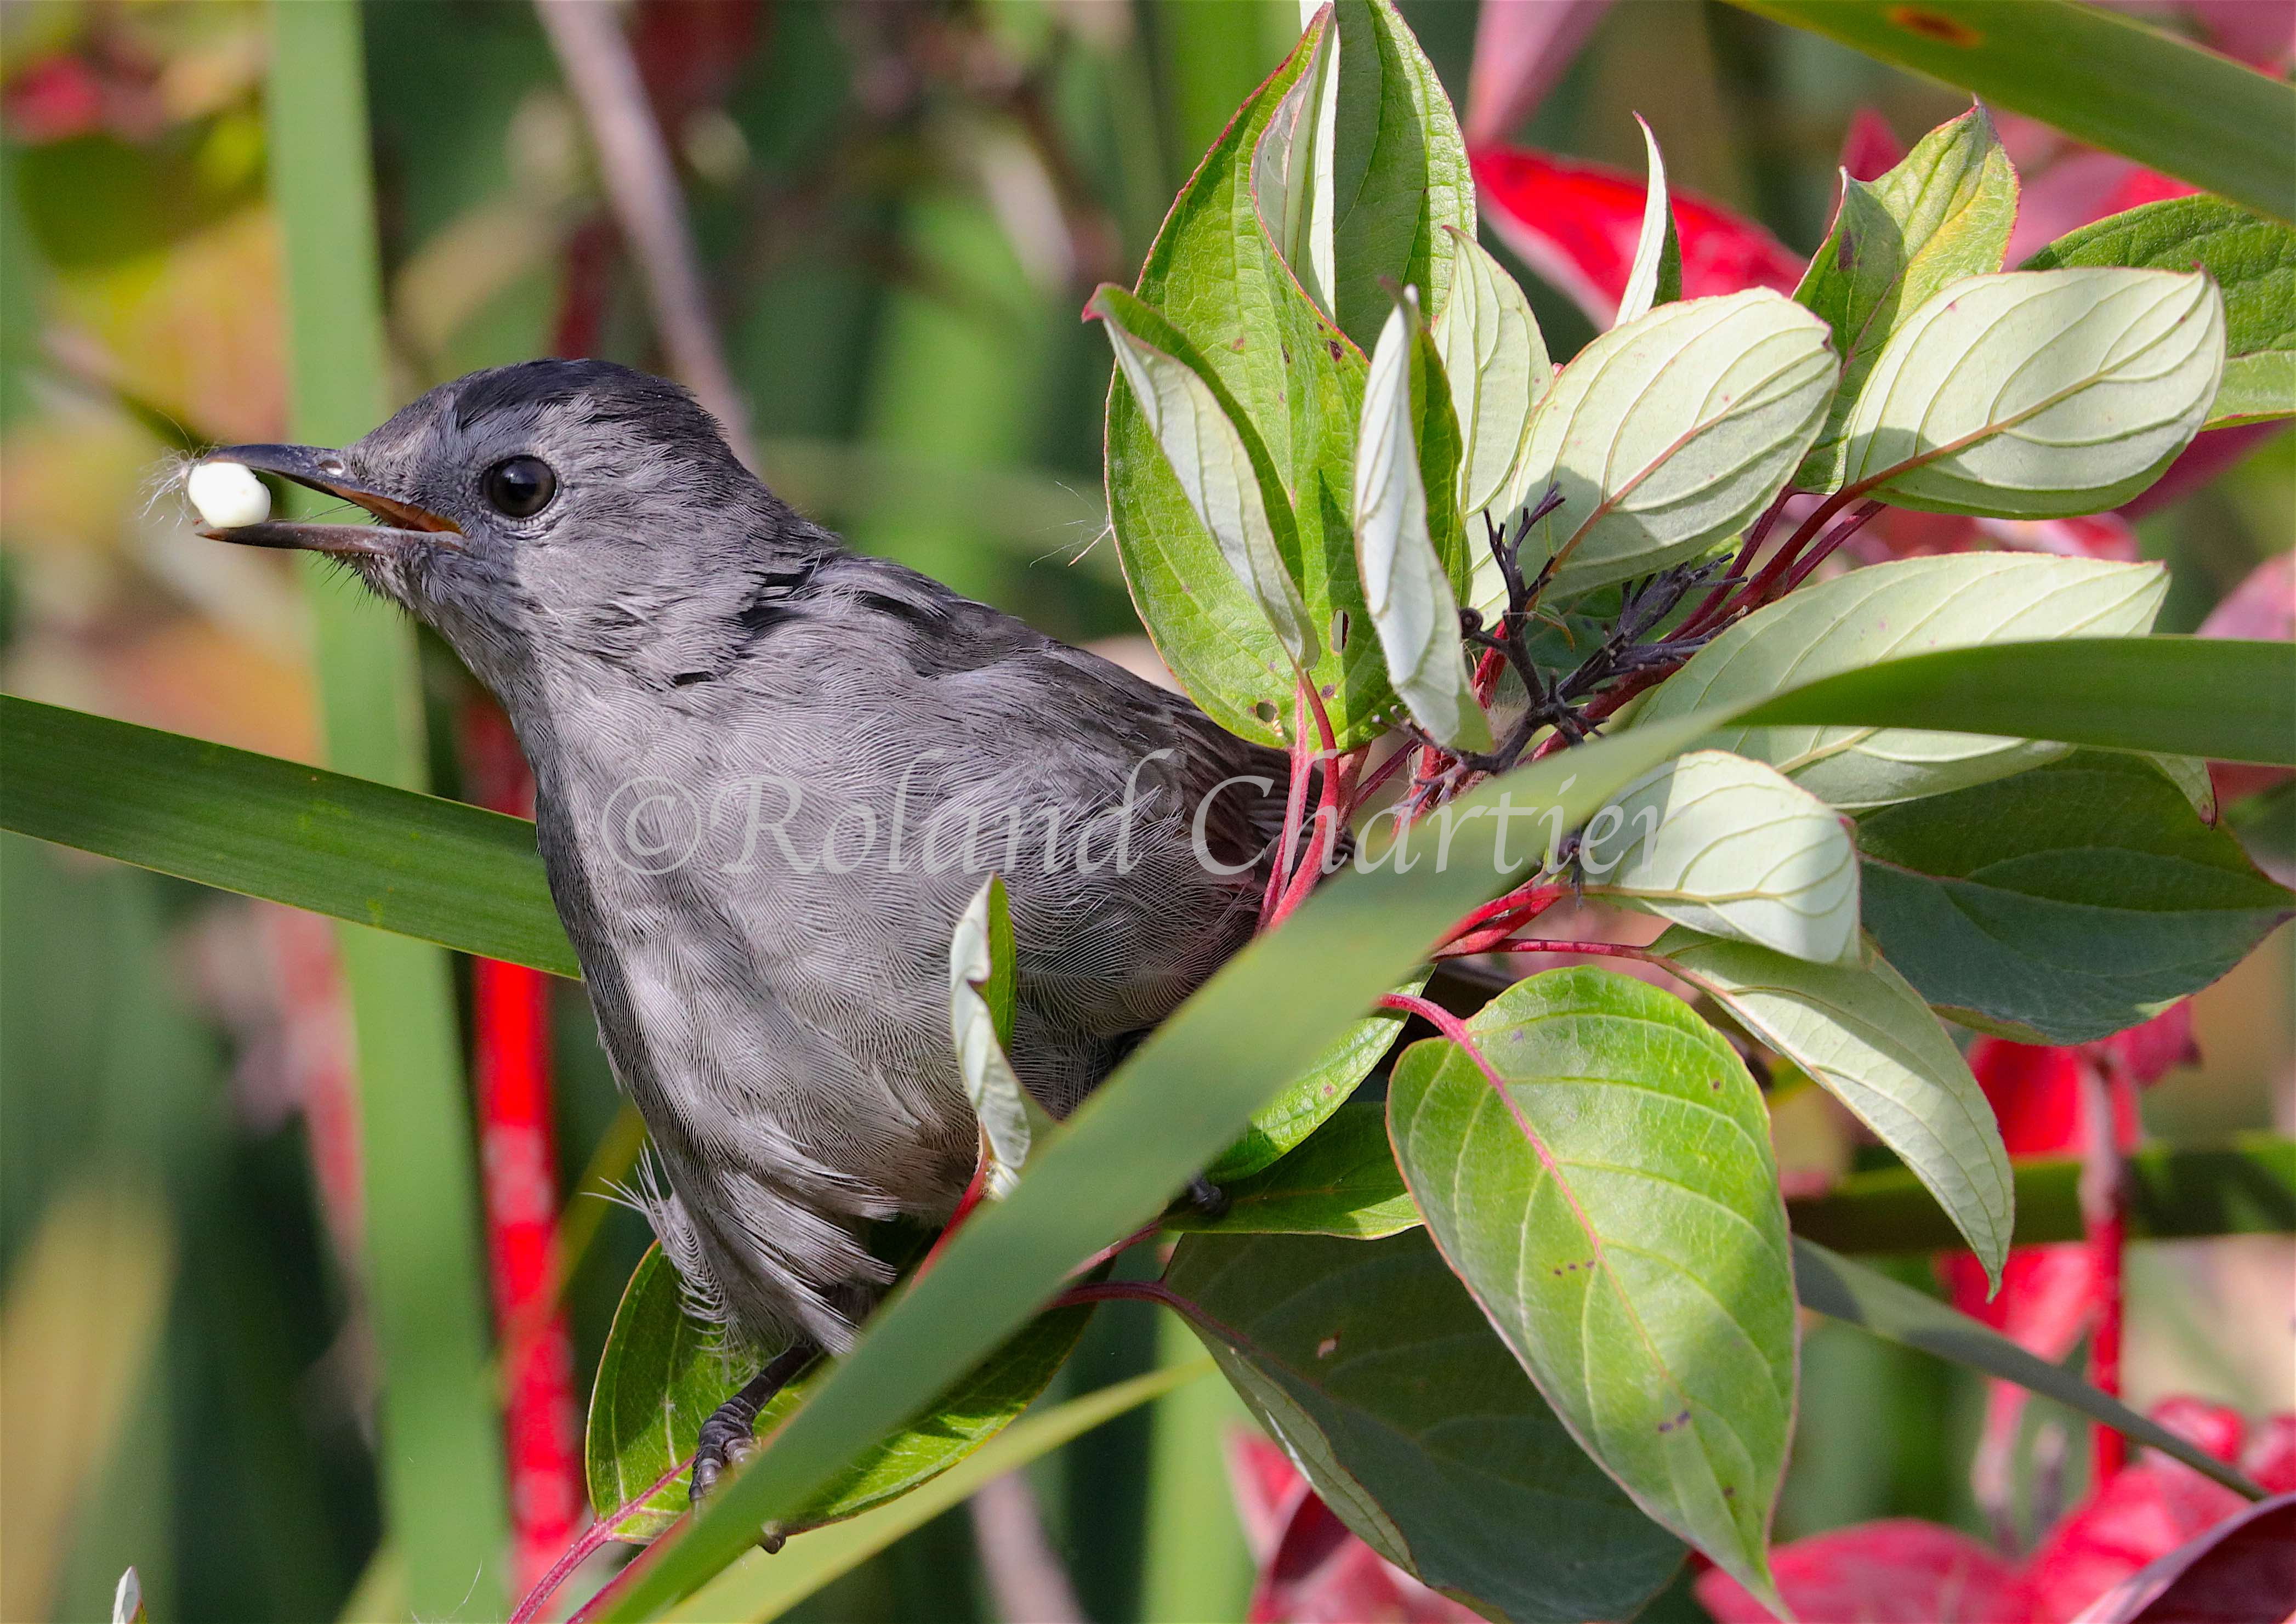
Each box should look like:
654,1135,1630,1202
1795,104,2019,490
1104,29,1386,747
672,1360,1214,1623
0,696,578,976
1722,0,2296,228
1090,283,1317,666
1387,967,1797,1607
1436,225,1549,533
2023,195,2296,428
1634,553,2168,809
1837,268,2225,516
1166,1228,1686,1623
1172,1101,1417,1238
585,1246,1090,1543
1793,1239,2266,1500
1208,969,1428,1182
1857,751,2296,1043
1585,749,1861,964
1655,927,2013,1284
1512,290,1838,597
1326,0,1476,352
950,876,1028,1197
1615,115,1682,327
1354,287,1488,749
1252,9,1339,317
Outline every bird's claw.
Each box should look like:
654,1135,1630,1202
690,1413,760,1507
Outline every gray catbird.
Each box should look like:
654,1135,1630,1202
197,359,1295,1495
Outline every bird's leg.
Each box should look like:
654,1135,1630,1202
690,1340,820,1512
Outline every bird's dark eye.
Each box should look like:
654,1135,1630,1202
484,456,557,518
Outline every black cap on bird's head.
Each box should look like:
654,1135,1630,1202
192,360,815,692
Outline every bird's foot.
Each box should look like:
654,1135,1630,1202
687,1340,821,1537
690,1406,759,1504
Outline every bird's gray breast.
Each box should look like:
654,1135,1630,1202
527,674,985,1222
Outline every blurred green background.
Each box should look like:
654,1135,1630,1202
1,3,2287,1621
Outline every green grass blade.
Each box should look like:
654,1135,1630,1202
1789,1135,2296,1253
1726,0,2296,225
1138,1316,1255,1624
1793,1239,2267,1499
1736,637,2296,766
266,3,508,1614
0,697,576,976
666,1361,1213,1622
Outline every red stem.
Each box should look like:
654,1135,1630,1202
464,701,584,1591
1055,1279,1195,1313
1480,938,1656,963
1070,1220,1166,1281
914,1156,992,1284
1270,748,1361,925
1436,882,1568,951
1260,690,1315,928
1734,486,1867,610
565,1525,675,1624
510,1452,692,1624
1345,740,1413,821
1677,489,1796,639
1774,499,1884,599
1049,1278,1254,1356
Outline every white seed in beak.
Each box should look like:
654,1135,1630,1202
187,460,271,530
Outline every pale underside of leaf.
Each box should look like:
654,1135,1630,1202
1795,104,2019,490
950,876,1029,1197
1838,268,2226,518
1511,291,1837,598
2019,193,2295,430
1096,302,1319,665
1614,113,1681,329
1653,926,2013,1282
1355,292,1490,749
1634,552,2167,809
1585,749,1861,965
1436,223,1550,525
1386,969,1794,1609
1254,14,1338,318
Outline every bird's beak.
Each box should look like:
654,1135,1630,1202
195,444,463,557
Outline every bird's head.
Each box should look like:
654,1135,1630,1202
192,359,811,694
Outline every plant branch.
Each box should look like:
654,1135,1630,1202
535,0,756,461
